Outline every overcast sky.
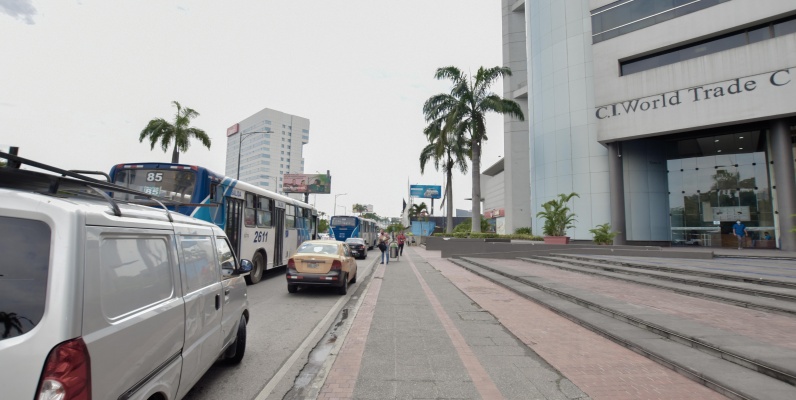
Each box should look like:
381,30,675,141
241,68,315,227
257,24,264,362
1,0,507,219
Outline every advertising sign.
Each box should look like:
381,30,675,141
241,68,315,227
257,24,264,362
226,123,239,137
283,173,332,194
410,184,442,199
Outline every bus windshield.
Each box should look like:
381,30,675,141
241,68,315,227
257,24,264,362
112,168,197,202
330,216,356,226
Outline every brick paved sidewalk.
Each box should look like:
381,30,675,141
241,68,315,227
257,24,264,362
318,248,588,399
413,247,728,400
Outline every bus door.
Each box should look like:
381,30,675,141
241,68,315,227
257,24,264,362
225,197,243,256
273,207,285,266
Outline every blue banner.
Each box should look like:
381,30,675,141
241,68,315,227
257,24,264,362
410,185,442,199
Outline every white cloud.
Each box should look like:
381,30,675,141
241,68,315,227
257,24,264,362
0,0,36,24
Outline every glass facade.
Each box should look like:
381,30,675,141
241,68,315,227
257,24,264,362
666,130,775,247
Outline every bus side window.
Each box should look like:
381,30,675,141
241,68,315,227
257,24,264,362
256,196,272,227
286,206,295,228
244,193,256,227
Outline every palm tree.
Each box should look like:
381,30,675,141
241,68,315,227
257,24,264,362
352,204,367,215
424,66,525,232
419,117,468,233
409,203,429,221
139,101,211,163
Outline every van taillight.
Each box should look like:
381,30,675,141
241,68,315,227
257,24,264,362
37,337,91,400
331,260,343,270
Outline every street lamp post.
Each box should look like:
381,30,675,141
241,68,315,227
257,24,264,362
333,193,347,217
266,176,279,193
236,129,273,180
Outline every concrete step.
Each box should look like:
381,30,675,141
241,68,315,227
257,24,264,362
450,256,796,400
525,255,796,315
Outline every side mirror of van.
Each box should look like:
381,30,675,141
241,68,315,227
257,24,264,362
238,259,253,275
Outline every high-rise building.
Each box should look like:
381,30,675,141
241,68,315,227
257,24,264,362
225,108,310,194
501,0,796,250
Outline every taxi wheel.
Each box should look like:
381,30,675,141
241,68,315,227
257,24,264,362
351,270,357,283
337,274,348,295
287,284,298,293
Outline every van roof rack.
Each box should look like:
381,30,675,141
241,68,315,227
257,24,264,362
0,151,174,222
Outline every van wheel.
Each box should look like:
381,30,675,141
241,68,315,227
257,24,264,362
287,284,298,293
245,252,265,285
227,316,247,364
337,274,348,295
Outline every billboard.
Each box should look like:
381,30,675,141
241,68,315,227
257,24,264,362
410,184,442,199
283,173,332,194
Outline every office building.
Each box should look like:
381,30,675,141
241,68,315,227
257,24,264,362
225,108,310,194
501,0,796,250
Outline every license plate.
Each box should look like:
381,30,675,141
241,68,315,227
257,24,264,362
307,262,318,269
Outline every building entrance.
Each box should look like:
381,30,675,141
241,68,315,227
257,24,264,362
666,130,775,248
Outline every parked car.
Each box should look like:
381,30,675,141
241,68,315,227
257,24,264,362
345,237,368,259
286,240,358,295
0,153,252,400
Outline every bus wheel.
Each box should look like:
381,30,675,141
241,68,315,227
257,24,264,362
246,252,265,285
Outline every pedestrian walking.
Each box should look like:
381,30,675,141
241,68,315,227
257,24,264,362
377,230,390,264
396,231,406,256
732,220,749,249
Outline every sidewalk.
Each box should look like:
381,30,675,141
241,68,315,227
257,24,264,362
316,246,728,400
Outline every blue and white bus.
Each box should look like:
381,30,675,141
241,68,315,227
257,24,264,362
109,163,317,284
328,215,378,249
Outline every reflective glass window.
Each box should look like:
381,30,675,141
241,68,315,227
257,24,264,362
665,131,772,247
621,14,796,75
748,26,770,44
100,237,173,318
592,0,731,43
180,236,219,292
0,217,50,341
774,19,796,37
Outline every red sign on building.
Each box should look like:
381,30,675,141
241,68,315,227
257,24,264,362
226,123,240,137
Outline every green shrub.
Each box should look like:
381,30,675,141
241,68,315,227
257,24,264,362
514,227,532,235
589,223,619,245
536,193,579,236
452,217,490,233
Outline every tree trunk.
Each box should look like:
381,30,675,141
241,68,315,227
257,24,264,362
446,169,454,233
471,140,482,233
171,146,180,164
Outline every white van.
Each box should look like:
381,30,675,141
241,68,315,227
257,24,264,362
0,153,252,400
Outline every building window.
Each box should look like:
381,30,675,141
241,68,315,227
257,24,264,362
592,0,732,44
620,14,796,75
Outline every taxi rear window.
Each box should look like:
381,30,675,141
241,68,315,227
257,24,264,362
0,217,51,341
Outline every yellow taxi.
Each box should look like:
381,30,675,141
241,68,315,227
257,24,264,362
286,240,358,295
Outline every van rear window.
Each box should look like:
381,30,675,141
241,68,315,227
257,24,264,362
0,217,51,341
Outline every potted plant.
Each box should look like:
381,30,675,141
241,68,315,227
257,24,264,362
589,223,619,245
536,192,579,244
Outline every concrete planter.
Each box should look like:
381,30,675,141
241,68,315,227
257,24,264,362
543,236,570,245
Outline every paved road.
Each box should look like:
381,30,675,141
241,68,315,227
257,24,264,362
183,253,379,400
